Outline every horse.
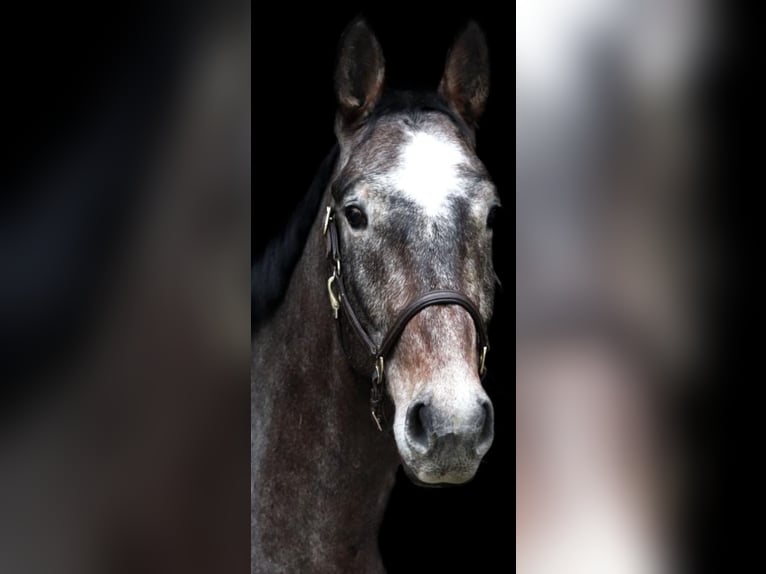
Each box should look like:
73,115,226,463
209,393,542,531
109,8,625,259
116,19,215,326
252,18,498,572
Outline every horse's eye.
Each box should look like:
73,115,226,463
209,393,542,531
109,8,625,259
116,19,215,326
487,205,500,230
344,205,368,229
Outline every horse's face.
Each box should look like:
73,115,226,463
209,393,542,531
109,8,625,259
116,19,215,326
332,20,497,485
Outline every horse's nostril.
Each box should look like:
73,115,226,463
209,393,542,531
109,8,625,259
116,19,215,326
406,401,431,453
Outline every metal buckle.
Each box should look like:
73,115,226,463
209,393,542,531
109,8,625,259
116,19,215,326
322,206,332,235
370,356,385,431
371,409,383,432
479,345,488,377
373,356,384,384
327,275,340,319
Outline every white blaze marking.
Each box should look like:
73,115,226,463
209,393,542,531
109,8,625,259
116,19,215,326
395,131,466,217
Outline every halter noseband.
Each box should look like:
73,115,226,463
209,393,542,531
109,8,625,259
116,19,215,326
322,206,490,431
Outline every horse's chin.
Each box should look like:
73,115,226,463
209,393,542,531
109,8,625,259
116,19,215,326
400,460,480,488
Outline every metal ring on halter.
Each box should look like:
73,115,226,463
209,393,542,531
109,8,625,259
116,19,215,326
327,275,340,319
322,205,333,235
373,356,384,384
479,345,488,377
370,356,385,431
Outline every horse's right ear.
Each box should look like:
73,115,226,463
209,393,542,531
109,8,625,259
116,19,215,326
335,17,385,131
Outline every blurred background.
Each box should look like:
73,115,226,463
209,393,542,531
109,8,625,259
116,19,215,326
1,1,250,572
516,1,758,573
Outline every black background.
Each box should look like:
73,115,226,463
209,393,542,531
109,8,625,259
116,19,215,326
252,7,515,571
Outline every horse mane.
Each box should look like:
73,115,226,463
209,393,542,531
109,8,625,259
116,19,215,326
252,144,339,329
251,90,470,331
368,90,473,143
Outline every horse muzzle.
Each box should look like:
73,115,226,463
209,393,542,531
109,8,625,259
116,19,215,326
397,395,494,485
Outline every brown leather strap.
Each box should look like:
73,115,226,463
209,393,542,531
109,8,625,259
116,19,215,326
326,215,378,356
378,289,489,360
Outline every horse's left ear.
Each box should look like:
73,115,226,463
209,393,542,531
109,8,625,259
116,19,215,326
439,21,490,129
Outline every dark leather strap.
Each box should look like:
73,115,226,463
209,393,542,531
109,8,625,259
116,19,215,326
379,289,488,359
326,215,378,356
323,206,490,429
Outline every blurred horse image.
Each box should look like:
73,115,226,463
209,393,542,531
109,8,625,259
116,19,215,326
516,1,712,572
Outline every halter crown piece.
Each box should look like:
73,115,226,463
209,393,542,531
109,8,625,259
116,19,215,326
322,206,490,431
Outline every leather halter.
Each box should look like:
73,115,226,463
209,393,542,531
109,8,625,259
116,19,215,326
322,206,490,431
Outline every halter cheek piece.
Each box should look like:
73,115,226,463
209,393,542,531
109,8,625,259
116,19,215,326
322,206,490,431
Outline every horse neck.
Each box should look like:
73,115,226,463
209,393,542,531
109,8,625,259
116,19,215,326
252,199,399,572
